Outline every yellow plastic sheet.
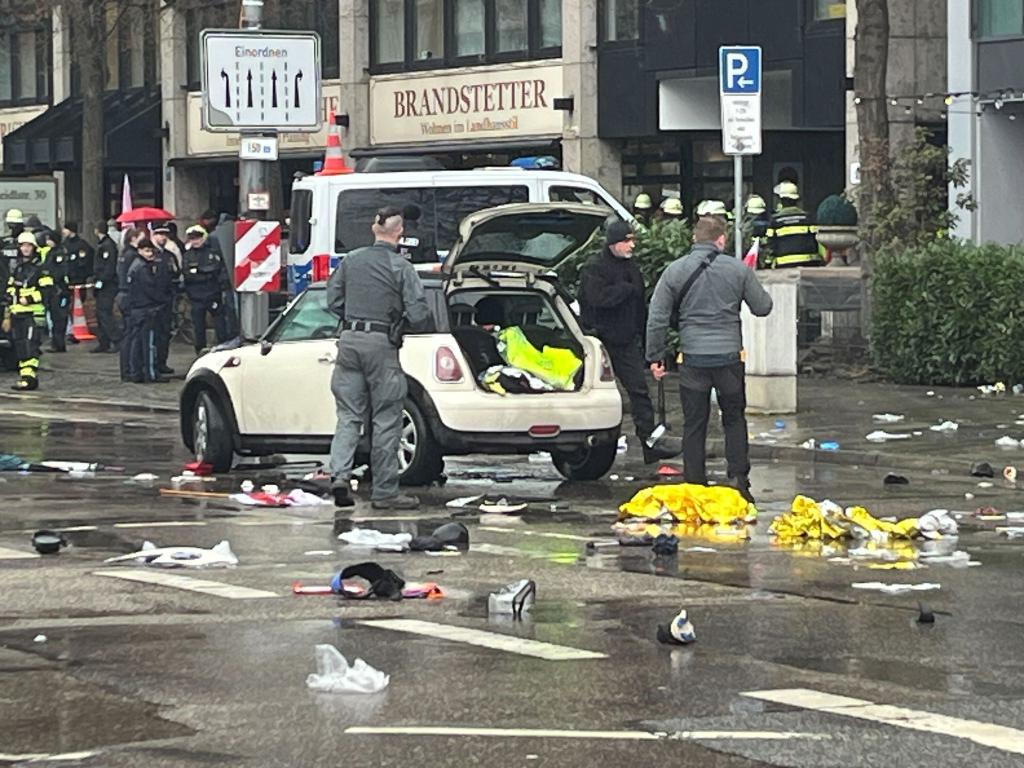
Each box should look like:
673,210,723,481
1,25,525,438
497,327,582,391
618,483,757,525
770,495,920,541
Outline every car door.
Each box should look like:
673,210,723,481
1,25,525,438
238,289,339,437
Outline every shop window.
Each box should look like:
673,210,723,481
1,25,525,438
496,0,528,53
600,0,639,42
375,0,407,64
0,36,11,102
977,0,1024,37
814,0,846,20
455,0,486,56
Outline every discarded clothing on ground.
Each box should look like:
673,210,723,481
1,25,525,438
229,488,331,507
657,607,696,645
479,365,555,395
488,579,536,617
409,522,470,552
104,540,238,568
0,455,112,473
496,326,581,391
770,496,958,542
619,484,757,525
338,529,413,553
306,644,389,694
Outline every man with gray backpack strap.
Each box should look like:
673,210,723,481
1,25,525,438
645,216,773,503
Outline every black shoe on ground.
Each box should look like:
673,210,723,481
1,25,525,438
732,475,756,505
90,346,110,354
48,345,66,353
159,366,175,375
333,486,355,508
151,376,171,384
642,435,683,465
67,336,80,345
371,494,420,511
11,377,38,391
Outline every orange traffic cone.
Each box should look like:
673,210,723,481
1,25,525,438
70,287,96,341
316,118,354,176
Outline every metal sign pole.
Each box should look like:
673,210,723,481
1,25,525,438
734,154,742,258
238,0,270,339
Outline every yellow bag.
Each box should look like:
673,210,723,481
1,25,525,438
497,327,582,391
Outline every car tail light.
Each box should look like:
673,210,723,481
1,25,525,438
434,346,464,383
529,425,561,438
599,345,616,382
311,254,331,282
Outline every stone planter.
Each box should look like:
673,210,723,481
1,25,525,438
815,225,859,251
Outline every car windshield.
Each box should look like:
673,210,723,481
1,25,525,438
266,289,339,343
457,210,608,267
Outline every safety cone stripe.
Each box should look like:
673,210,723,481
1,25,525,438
70,286,96,341
316,119,354,176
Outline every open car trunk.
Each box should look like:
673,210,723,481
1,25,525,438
448,287,586,394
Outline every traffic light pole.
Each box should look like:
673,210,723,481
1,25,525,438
237,0,270,339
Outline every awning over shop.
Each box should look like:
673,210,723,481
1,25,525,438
349,137,561,158
3,87,162,175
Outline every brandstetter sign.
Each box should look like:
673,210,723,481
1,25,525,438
369,63,563,146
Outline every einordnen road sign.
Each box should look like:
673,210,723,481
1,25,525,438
201,30,322,133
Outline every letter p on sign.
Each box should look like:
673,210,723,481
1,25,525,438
719,46,761,95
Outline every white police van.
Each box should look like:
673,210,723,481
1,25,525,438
286,161,631,292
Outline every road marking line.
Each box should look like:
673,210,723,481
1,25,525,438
0,751,98,762
742,688,1024,755
478,527,591,542
359,619,606,661
345,726,824,741
57,525,99,532
113,521,208,529
94,569,278,600
0,546,39,560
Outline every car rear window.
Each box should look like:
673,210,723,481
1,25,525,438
334,185,529,262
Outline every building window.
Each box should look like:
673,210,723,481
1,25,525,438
0,29,50,105
814,0,847,20
455,0,485,56
600,0,639,42
977,0,1024,37
539,0,562,49
372,0,560,70
375,0,406,63
495,0,528,52
415,0,444,60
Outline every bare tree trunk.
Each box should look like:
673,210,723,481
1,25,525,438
854,0,891,338
68,1,108,232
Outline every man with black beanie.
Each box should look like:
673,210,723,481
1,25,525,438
579,220,681,464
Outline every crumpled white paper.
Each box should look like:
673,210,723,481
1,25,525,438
306,645,389,694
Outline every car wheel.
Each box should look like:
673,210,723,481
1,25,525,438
398,397,443,486
193,390,234,472
552,441,618,482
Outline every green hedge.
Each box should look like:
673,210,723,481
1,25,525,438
872,241,1024,385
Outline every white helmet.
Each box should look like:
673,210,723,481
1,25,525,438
696,199,728,217
773,181,800,201
745,195,767,214
5,208,24,225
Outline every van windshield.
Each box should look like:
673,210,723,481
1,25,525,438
334,185,528,263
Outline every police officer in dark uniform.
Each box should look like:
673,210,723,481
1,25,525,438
326,206,432,510
182,224,232,355
124,239,167,384
151,225,181,375
91,223,120,352
61,222,94,287
4,231,52,390
40,230,72,353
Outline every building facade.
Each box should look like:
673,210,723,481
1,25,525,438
948,0,1024,244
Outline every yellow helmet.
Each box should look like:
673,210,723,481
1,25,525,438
661,197,684,216
773,181,800,200
17,231,38,246
696,199,728,217
633,193,653,210
5,208,24,225
745,194,767,214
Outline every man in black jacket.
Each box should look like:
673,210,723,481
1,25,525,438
579,220,681,464
91,224,120,352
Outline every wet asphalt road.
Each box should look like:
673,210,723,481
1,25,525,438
2,397,1024,766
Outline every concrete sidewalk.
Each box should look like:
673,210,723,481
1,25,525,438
2,340,1018,475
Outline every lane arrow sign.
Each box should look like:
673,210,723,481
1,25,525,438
294,70,303,109
246,70,254,108
220,69,231,108
271,71,278,108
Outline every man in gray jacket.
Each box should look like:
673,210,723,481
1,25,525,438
326,206,432,510
646,216,773,503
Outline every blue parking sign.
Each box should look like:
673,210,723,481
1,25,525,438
719,46,762,95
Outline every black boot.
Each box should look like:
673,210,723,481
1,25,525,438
642,435,683,464
333,486,355,508
732,475,756,505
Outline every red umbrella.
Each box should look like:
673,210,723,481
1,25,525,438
116,206,175,224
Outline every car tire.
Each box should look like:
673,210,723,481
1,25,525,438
192,390,234,472
399,398,444,486
552,441,618,482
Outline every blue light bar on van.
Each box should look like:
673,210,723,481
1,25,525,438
510,156,559,170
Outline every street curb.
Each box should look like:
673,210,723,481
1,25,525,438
710,438,971,474
0,393,178,415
